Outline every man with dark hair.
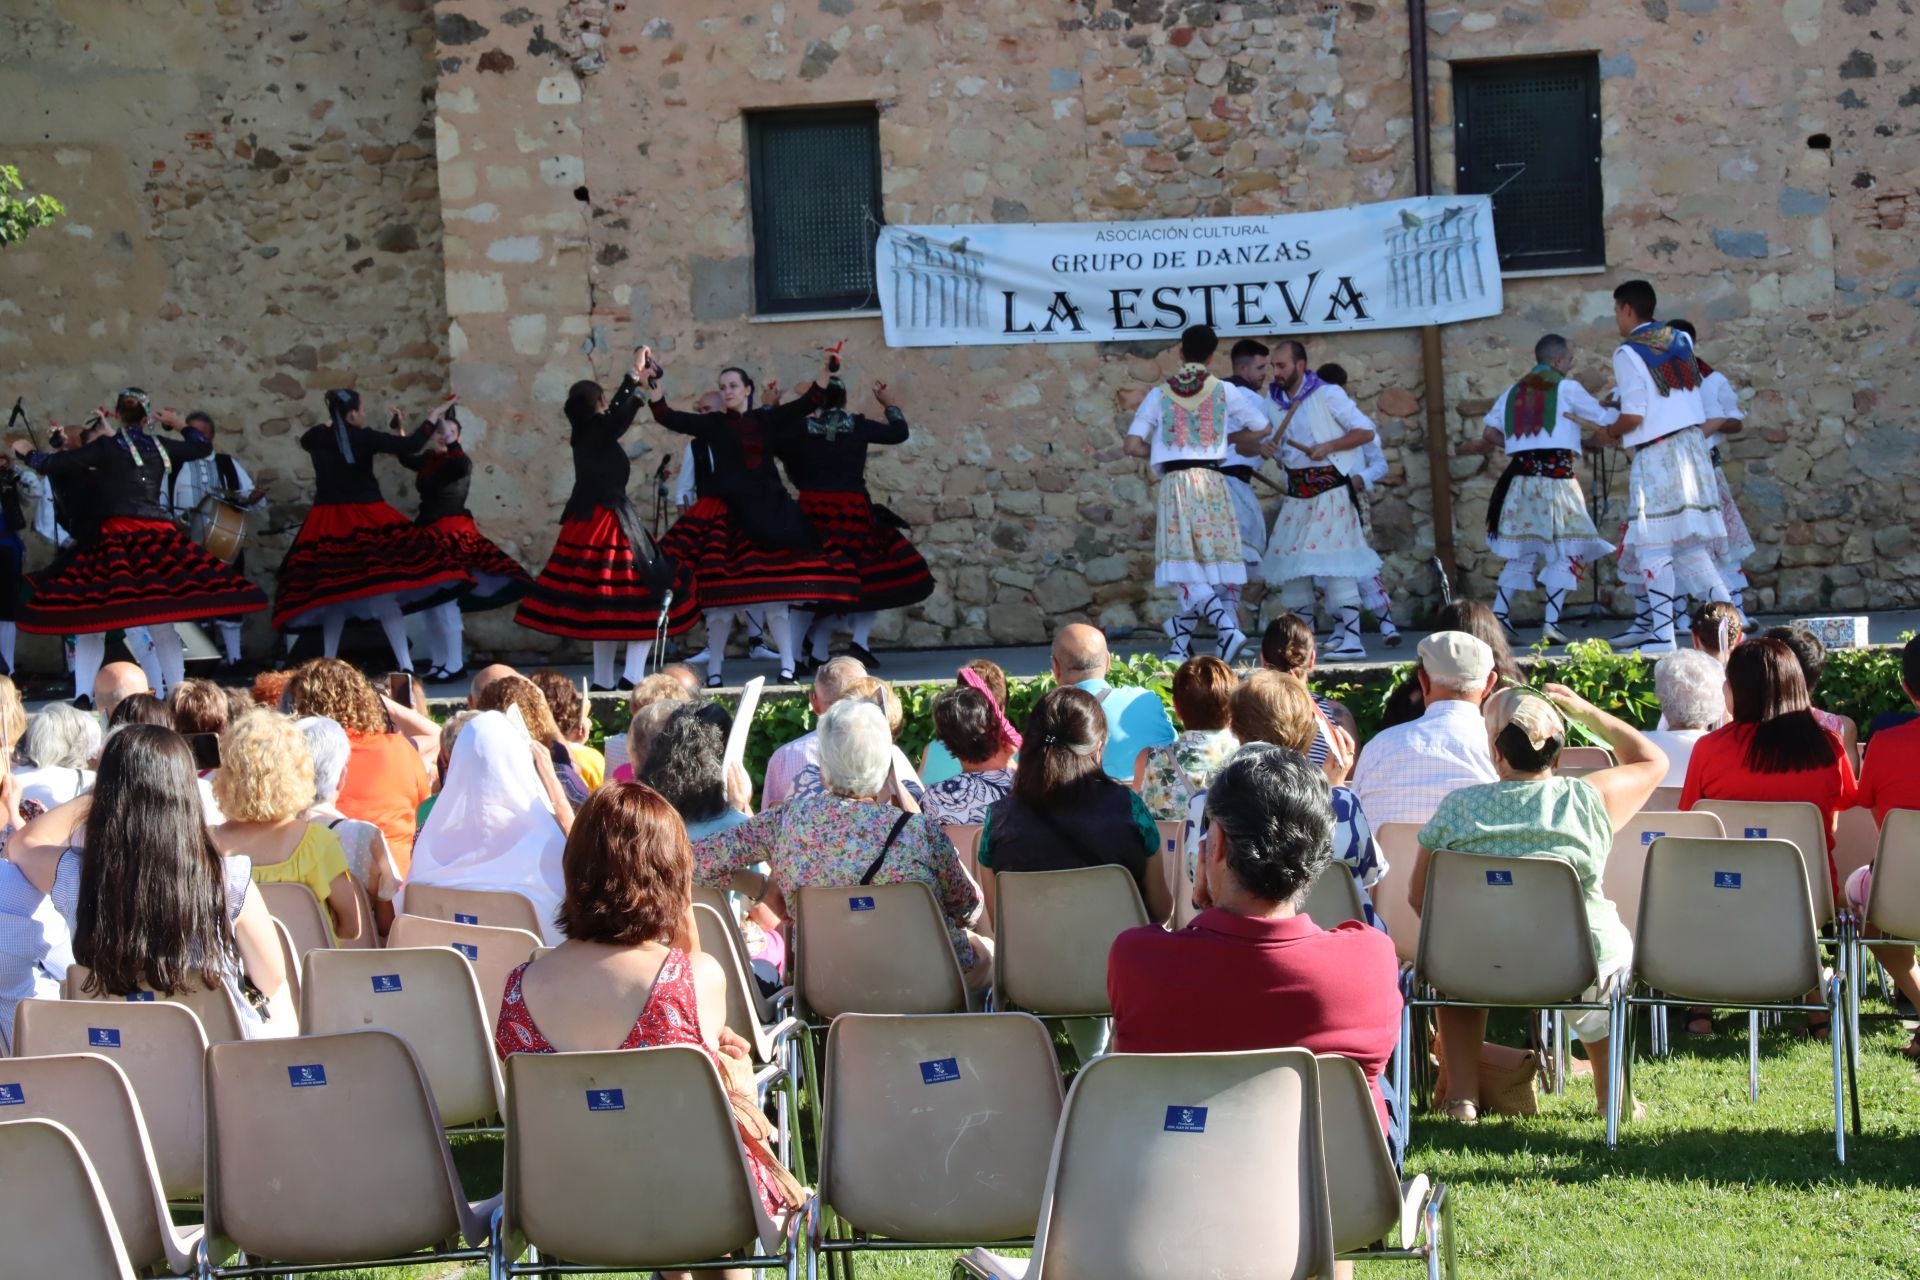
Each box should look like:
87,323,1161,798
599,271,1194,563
1597,280,1727,653
1221,339,1283,596
1108,743,1402,1136
1124,325,1271,662
1667,318,1756,626
168,408,268,673
1311,362,1402,647
1458,333,1618,644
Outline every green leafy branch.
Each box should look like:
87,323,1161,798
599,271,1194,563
0,164,65,247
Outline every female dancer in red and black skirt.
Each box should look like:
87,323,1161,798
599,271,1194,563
515,346,700,691
11,390,267,701
646,351,860,686
399,409,533,683
273,390,471,671
780,371,933,672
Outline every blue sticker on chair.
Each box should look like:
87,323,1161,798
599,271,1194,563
453,942,479,960
1485,869,1514,886
1641,830,1664,845
1164,1105,1208,1133
454,913,479,925
1714,871,1742,890
1166,838,1178,853
586,1089,625,1112
125,992,155,1002
371,974,403,994
287,1064,328,1088
1744,827,1767,839
920,1057,961,1085
849,896,875,912
0,1084,21,1106
87,1027,121,1049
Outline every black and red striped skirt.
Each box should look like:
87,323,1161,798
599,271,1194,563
797,490,934,611
515,506,700,640
659,496,861,610
273,501,471,630
423,514,532,612
21,516,268,635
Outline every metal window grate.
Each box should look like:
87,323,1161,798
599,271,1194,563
747,107,884,313
1453,57,1604,272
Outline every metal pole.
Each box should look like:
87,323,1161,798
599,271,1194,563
1408,0,1460,595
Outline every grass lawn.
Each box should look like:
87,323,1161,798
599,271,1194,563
301,1002,1920,1280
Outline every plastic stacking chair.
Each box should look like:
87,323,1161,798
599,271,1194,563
12,998,209,1199
1316,1054,1455,1279
259,880,335,957
956,1048,1335,1280
200,1029,497,1276
1645,785,1683,813
493,1045,801,1278
269,918,304,1015
692,903,802,1173
0,1118,139,1279
387,913,541,1033
993,866,1148,1018
0,1053,201,1273
1834,806,1883,899
945,823,984,882
1555,746,1614,772
1605,810,1726,941
792,882,966,1022
401,883,546,937
1856,809,1920,1046
1622,836,1859,1161
1371,822,1427,966
814,1013,1063,1273
63,966,252,1044
301,946,504,1129
1302,865,1370,930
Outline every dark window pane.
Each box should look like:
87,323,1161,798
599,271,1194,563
1453,58,1604,272
748,107,883,313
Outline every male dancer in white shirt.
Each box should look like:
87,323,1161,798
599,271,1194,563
1670,319,1757,626
1313,362,1403,648
1459,335,1618,644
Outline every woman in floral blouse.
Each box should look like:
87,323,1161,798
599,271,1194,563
1133,655,1239,821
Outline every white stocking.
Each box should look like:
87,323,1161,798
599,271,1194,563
321,611,346,659
788,609,817,660
1640,552,1679,644
704,609,736,682
763,602,795,675
150,624,186,694
741,607,767,640
1495,556,1539,623
1540,557,1581,630
1319,575,1360,611
371,596,412,672
623,640,650,685
851,612,876,650
423,602,454,673
0,622,16,675
72,632,106,703
213,619,243,665
124,626,163,696
1277,577,1317,617
592,640,619,690
1676,545,1733,605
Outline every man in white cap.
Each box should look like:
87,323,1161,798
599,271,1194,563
1351,630,1501,827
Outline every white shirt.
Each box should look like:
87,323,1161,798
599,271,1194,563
1353,431,1389,491
1272,382,1377,471
1612,327,1707,448
1223,380,1284,469
21,468,66,547
170,451,262,520
1126,379,1270,475
672,442,699,508
1351,698,1500,829
760,728,924,810
11,766,93,817
1483,376,1618,454
1644,728,1710,787
1701,370,1743,425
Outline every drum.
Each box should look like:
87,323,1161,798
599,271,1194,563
190,493,249,564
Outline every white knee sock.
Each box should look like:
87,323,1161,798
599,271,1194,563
439,602,465,673
150,624,187,694
851,611,875,650
73,633,106,703
321,611,346,659
371,596,412,672
592,640,619,689
1277,577,1316,619
124,626,164,696
213,620,243,665
1540,557,1580,630
1494,556,1538,624
763,602,795,674
623,640,649,685
788,609,816,660
704,609,736,682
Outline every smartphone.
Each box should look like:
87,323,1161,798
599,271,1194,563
185,733,222,772
388,672,413,705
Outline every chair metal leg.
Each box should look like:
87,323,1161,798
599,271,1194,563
1553,1010,1568,1096
1395,997,1413,1158
1605,990,1625,1147
1748,1009,1760,1103
1828,974,1848,1164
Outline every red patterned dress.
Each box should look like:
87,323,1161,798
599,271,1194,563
494,949,785,1219
399,443,532,612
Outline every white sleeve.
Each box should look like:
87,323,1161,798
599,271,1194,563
1126,388,1162,439
672,442,697,506
1483,390,1509,432
1711,374,1744,421
1558,380,1618,427
1223,383,1272,435
1356,435,1388,490
1612,347,1650,418
1323,386,1379,441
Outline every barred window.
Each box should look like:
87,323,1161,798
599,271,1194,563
747,107,884,314
1452,57,1605,273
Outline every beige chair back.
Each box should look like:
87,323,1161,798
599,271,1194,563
1636,836,1820,1003
1029,1048,1334,1280
1834,805,1882,896
205,1029,481,1264
691,883,733,924
0,1118,137,1279
995,866,1148,1016
793,882,966,1019
1555,746,1614,772
301,946,504,1128
0,1053,191,1273
503,1046,776,1266
946,823,984,881
387,913,541,1033
402,882,546,937
822,1013,1063,1243
1301,865,1368,930
12,998,209,1199
691,903,779,1062
1314,1053,1404,1254
1417,850,1597,1003
1693,799,1835,926
1645,785,1683,813
1866,808,1920,940
1370,822,1426,965
63,965,251,1044
270,917,304,1015
1165,819,1199,930
260,880,335,955
1605,810,1726,939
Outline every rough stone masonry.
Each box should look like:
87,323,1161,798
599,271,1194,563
3,0,1915,659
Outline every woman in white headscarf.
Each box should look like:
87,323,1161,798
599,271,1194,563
401,709,574,944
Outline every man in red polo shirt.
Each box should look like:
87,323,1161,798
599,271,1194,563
1107,743,1403,1143
1851,635,1920,1050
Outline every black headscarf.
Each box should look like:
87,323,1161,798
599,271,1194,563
324,389,360,464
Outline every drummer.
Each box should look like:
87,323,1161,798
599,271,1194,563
168,408,268,675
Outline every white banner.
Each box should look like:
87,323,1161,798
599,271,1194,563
877,196,1503,348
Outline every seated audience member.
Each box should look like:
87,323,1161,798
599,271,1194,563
476,675,591,809
1052,622,1175,780
15,701,98,819
296,715,402,928
761,657,921,807
212,710,368,944
467,663,518,710
288,659,432,875
1134,656,1239,822
1107,745,1402,1139
640,704,754,844
918,659,1014,787
1765,623,1860,764
1690,600,1744,666
251,668,293,709
697,700,991,991
980,687,1173,925
920,682,1018,827
1412,685,1667,1121
1260,614,1349,767
531,668,606,789
416,710,480,829
1379,600,1523,729
786,676,927,807
606,673,696,779
0,725,294,1045
1352,631,1501,827
1850,634,1920,1053
407,709,574,945
1647,648,1727,786
90,661,151,719
109,692,174,731
169,677,231,738
494,783,801,1230
660,662,705,698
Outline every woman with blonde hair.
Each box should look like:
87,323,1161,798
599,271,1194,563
212,710,368,943
0,675,34,824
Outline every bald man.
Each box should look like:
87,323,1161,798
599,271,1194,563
90,661,152,718
1050,623,1176,780
467,663,518,709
